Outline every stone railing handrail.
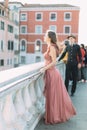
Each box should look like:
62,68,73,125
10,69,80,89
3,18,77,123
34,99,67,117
0,71,42,97
0,62,45,87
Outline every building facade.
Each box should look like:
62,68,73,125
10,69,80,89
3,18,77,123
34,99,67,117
0,1,14,71
19,4,80,65
8,2,23,67
0,1,23,71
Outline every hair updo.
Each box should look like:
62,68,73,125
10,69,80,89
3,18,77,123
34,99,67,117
47,30,57,44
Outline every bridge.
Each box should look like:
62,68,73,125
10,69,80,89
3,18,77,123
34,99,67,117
0,61,87,130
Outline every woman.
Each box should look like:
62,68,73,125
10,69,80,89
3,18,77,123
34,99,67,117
41,30,76,124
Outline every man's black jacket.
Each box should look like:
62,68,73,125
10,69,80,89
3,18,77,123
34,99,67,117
58,44,82,65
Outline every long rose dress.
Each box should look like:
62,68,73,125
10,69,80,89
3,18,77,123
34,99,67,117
43,45,76,124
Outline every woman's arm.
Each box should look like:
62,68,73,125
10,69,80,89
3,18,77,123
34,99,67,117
58,46,67,61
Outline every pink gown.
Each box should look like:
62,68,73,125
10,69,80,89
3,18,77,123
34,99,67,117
43,45,76,124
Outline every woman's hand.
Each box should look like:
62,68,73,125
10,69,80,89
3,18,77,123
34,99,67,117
40,68,45,73
78,63,81,69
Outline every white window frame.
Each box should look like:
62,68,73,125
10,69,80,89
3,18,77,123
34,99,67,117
49,25,57,33
21,56,26,64
35,25,42,34
20,25,27,34
35,39,42,52
49,12,57,21
1,21,5,30
7,58,13,66
64,12,72,21
20,13,27,21
20,39,27,52
63,25,71,34
35,56,41,62
35,12,43,21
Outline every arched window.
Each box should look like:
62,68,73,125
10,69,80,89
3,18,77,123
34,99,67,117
35,40,41,52
35,56,41,62
20,40,26,51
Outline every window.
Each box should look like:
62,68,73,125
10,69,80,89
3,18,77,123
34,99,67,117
20,13,27,21
20,26,27,34
7,59,12,65
0,9,1,15
1,21,4,30
50,13,57,21
64,25,71,34
8,25,13,33
2,10,4,16
36,13,42,21
35,40,41,52
10,59,12,65
64,12,71,21
36,56,41,62
49,25,57,32
11,41,14,50
8,41,10,50
0,40,4,51
21,56,26,64
0,59,4,66
0,10,5,16
8,41,14,50
7,59,9,65
14,57,17,64
20,40,26,51
35,25,42,34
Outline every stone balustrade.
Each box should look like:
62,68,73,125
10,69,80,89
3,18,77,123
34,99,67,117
0,61,65,130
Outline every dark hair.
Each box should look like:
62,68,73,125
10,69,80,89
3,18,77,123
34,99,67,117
81,44,84,49
67,34,76,39
47,30,59,56
47,31,57,44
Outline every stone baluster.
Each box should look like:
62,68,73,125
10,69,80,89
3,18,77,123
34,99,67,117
38,74,45,108
0,100,6,130
14,89,27,130
3,94,17,130
15,89,26,116
34,77,44,111
23,82,33,121
28,81,38,115
26,78,42,130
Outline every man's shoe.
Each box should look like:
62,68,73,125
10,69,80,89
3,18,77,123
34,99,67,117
84,80,87,83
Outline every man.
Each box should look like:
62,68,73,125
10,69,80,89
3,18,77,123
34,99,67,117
58,34,82,96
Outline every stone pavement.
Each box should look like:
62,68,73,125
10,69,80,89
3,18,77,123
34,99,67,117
35,82,87,130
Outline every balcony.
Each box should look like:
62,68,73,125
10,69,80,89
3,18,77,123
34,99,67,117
0,61,65,130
